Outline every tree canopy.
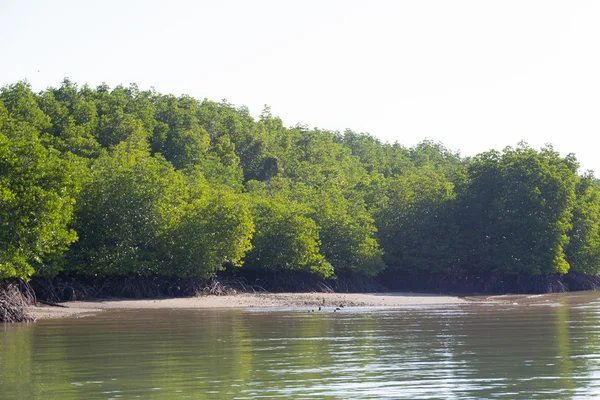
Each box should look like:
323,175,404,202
2,80,599,284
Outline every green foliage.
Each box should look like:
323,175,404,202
307,186,385,277
67,135,184,276
153,94,210,170
200,135,245,191
1,82,50,131
565,174,600,274
458,145,578,275
244,190,332,277
282,128,367,190
68,133,254,278
37,80,102,158
3,79,600,285
375,168,459,275
159,177,254,277
252,178,385,277
0,87,78,279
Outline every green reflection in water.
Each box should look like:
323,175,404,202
2,294,600,399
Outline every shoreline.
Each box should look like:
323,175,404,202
28,292,478,320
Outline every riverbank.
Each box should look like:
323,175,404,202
28,292,475,320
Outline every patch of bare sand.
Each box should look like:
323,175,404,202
27,304,100,320
28,292,481,319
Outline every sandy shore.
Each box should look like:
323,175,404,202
27,292,477,320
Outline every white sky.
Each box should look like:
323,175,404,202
2,0,600,172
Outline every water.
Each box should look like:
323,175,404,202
2,292,600,399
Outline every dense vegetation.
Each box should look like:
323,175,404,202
2,80,600,293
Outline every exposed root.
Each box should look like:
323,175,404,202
564,273,600,291
201,279,236,296
30,275,267,301
245,270,388,293
0,280,36,323
387,271,600,294
30,272,386,302
332,274,388,293
31,278,98,302
28,270,600,307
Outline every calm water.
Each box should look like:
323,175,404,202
2,292,600,399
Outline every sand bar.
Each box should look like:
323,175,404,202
27,292,481,320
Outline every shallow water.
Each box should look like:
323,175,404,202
2,292,600,399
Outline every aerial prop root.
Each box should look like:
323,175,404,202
0,279,36,323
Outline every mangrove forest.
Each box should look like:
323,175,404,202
2,79,600,318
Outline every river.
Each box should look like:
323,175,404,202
2,291,600,399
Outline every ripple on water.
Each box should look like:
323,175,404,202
3,295,600,398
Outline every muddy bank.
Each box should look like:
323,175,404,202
27,304,99,320
28,292,474,320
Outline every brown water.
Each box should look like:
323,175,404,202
2,292,600,399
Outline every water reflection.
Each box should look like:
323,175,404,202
2,293,600,399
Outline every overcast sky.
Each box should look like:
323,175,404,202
2,0,599,172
